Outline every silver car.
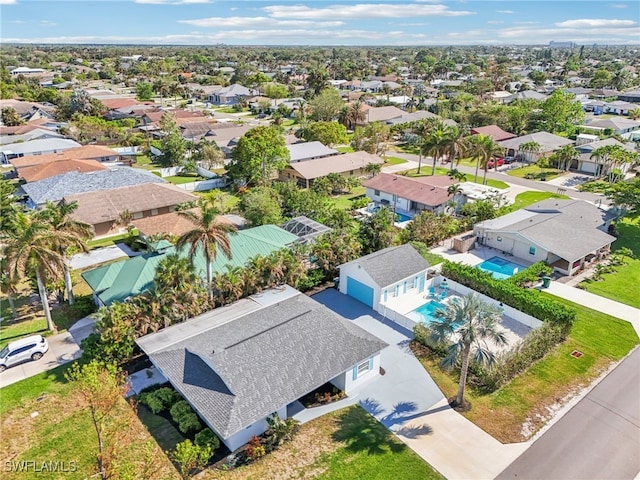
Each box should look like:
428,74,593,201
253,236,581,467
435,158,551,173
0,334,49,372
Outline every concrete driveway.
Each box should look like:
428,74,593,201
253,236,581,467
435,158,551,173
70,244,129,270
312,289,529,480
0,331,81,388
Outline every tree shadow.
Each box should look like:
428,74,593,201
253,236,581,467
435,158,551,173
358,397,385,417
332,406,406,455
395,422,434,439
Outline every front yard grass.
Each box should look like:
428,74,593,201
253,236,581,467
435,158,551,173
413,297,639,443
331,186,366,210
405,167,509,189
383,156,408,166
204,406,443,480
506,165,563,181
87,232,137,250
0,364,178,480
505,191,570,212
580,217,640,308
164,174,207,184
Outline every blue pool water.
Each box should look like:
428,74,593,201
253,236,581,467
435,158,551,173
395,212,412,223
478,256,527,280
409,300,447,325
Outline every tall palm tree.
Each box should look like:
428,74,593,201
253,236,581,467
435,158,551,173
519,141,542,164
442,126,467,172
467,134,503,184
422,123,450,176
4,212,83,331
176,206,237,301
429,293,509,407
0,257,19,320
38,201,92,305
552,144,579,172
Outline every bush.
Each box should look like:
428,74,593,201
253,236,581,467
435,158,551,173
139,392,164,414
413,324,447,355
139,387,181,414
294,267,325,292
194,428,220,452
170,400,203,434
441,261,575,328
245,436,266,461
171,439,212,479
509,261,552,287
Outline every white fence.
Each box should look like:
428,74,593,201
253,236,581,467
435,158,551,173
157,166,184,178
175,177,228,192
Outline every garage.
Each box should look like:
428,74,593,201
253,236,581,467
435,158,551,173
346,276,374,307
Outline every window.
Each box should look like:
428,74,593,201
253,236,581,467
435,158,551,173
374,189,380,196
357,360,371,376
529,246,536,255
497,236,502,242
133,212,143,220
151,209,159,216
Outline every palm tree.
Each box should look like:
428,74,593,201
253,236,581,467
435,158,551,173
467,134,503,185
429,293,509,408
552,144,579,172
442,126,467,172
365,162,382,177
4,212,82,331
38,201,92,305
0,258,19,320
519,141,542,164
176,206,237,301
422,123,450,176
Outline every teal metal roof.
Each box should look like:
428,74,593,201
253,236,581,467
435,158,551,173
82,225,299,306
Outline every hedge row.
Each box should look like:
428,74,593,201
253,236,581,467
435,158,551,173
441,261,576,327
509,261,553,288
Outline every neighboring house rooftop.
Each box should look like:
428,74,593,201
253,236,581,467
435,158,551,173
22,167,163,205
504,90,547,102
470,125,517,142
342,244,430,288
286,141,338,162
1,138,81,157
363,105,405,123
136,290,387,440
64,182,196,226
0,128,63,146
9,145,118,168
288,151,384,180
476,199,615,263
131,208,235,238
363,173,454,207
498,131,574,152
82,225,299,305
386,110,440,125
18,159,109,183
585,117,640,131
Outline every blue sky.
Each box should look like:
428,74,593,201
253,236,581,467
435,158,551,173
1,0,639,46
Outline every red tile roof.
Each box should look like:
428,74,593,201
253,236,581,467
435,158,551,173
363,173,454,207
469,125,517,142
18,159,108,182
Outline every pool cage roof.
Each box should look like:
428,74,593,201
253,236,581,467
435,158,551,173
281,216,332,244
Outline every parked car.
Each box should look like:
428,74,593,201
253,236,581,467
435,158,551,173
0,335,49,372
488,158,505,168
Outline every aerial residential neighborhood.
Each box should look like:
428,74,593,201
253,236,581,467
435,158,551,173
1,1,639,479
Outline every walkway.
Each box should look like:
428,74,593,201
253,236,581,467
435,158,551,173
545,281,640,336
70,244,129,270
312,289,529,480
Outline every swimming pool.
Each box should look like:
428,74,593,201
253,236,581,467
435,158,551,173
477,256,527,280
407,300,447,325
395,212,412,223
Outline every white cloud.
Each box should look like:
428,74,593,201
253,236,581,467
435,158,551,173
610,3,628,8
0,0,18,4
496,10,514,14
263,3,474,19
39,20,57,26
555,18,635,28
179,16,344,28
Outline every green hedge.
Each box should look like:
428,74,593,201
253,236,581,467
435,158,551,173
440,261,575,327
509,261,552,288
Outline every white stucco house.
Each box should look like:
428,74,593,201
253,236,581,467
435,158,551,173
339,244,431,314
474,199,615,276
136,286,387,451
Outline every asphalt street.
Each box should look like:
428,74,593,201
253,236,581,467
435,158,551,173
497,347,640,480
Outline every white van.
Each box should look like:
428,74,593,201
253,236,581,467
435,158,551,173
0,335,49,372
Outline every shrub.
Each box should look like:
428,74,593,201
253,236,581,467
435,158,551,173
245,436,266,461
170,400,203,434
413,323,447,355
194,428,220,452
509,261,552,287
140,387,181,414
265,413,299,447
139,392,164,414
441,261,575,328
171,439,212,479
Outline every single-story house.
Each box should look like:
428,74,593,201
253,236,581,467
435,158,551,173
64,182,197,237
0,128,63,146
502,90,547,104
571,137,636,176
9,145,120,169
603,100,637,116
17,159,109,183
583,117,640,136
82,225,300,305
286,141,338,163
21,167,163,208
498,132,575,162
617,90,640,104
357,105,405,125
385,110,443,126
363,173,455,216
1,138,81,164
208,84,257,105
131,208,239,239
279,151,384,188
469,125,517,142
136,287,388,451
474,199,616,276
339,244,430,314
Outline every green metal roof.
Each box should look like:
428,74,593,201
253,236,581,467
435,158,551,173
82,225,299,306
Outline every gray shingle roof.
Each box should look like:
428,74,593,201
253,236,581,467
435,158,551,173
138,293,387,439
342,244,430,288
22,167,164,204
286,141,338,162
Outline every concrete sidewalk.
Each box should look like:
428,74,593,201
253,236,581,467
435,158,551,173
545,281,640,336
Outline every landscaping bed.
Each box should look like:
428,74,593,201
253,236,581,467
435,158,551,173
299,382,346,408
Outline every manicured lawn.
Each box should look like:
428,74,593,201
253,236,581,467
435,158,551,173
164,174,207,184
204,406,443,480
580,217,640,308
505,191,570,211
393,143,420,155
87,232,137,250
506,165,563,181
0,316,48,349
0,364,178,480
405,168,509,189
331,186,366,210
383,156,408,165
336,146,355,153
137,404,186,453
424,251,444,266
577,179,610,193
413,297,639,443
